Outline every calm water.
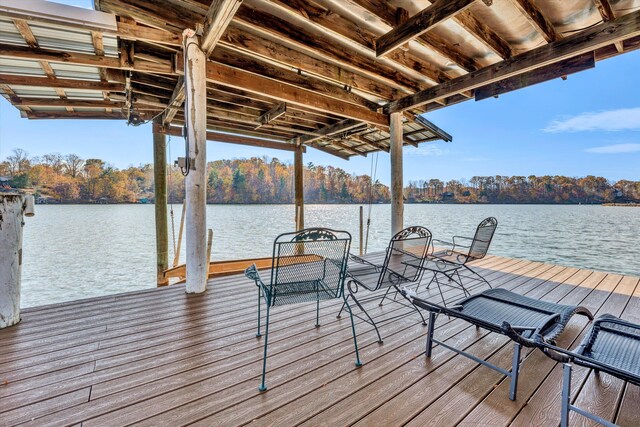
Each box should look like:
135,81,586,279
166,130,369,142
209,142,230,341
20,204,639,308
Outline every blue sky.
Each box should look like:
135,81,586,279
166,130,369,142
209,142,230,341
1,1,639,185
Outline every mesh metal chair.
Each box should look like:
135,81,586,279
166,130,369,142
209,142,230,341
406,288,593,400
337,226,432,343
245,227,359,392
504,314,640,427
420,217,498,305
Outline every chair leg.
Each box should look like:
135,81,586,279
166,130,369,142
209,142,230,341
379,286,393,306
509,342,522,401
350,289,383,344
315,297,320,328
463,264,492,288
342,294,363,367
396,284,427,325
434,274,447,307
453,270,470,296
426,311,436,357
256,288,262,338
336,296,347,318
561,363,572,427
259,305,271,392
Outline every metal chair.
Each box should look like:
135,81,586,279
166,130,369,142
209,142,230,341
337,226,432,343
505,314,640,427
407,288,593,401
245,227,359,392
420,217,498,305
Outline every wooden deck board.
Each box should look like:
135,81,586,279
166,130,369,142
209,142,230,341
0,254,638,426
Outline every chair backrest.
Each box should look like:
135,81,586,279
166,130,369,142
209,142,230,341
270,228,351,305
376,226,432,290
468,217,498,260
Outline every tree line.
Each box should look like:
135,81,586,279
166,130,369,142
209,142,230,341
1,148,637,204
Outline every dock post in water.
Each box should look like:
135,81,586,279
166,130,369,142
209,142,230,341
390,112,404,237
294,143,304,231
153,120,169,286
183,29,208,294
0,193,34,328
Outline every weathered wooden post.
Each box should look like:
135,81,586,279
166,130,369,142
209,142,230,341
152,120,169,286
183,29,208,294
294,144,304,231
0,193,34,328
390,112,404,237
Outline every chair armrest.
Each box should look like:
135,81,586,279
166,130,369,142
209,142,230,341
245,264,268,291
432,238,454,247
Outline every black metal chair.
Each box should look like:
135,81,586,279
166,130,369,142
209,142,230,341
337,226,432,343
245,227,359,392
405,288,593,401
504,314,640,427
420,217,498,305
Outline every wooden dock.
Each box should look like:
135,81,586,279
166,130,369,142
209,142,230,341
1,254,639,426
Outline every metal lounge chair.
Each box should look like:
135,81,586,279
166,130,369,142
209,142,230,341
504,314,640,427
337,226,432,343
405,288,593,400
245,227,360,392
419,217,498,305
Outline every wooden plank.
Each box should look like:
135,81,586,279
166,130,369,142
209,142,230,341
0,43,173,75
12,98,124,108
384,9,640,113
184,57,389,127
375,0,476,57
474,52,595,101
25,111,126,120
594,0,616,22
297,119,364,145
508,0,559,42
12,19,38,48
201,0,243,56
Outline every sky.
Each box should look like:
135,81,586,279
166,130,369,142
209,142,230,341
1,1,639,185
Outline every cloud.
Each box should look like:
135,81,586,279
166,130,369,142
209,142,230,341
406,145,449,156
544,107,640,133
585,143,640,154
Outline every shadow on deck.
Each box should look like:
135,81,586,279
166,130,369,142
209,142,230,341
1,255,639,426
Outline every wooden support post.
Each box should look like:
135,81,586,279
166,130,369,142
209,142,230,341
390,112,404,238
294,144,304,231
0,193,33,328
153,123,169,286
359,205,364,256
183,30,208,294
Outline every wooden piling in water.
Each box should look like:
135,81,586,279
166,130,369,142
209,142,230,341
153,121,169,286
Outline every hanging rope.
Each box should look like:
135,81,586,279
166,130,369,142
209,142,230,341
364,151,379,254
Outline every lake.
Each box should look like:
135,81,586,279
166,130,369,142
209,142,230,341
20,204,639,308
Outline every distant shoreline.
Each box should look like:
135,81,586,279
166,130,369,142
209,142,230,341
32,201,640,206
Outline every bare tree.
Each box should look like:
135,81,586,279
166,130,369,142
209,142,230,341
42,152,65,173
5,148,31,175
64,154,84,178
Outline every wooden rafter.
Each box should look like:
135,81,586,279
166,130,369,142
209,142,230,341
12,19,38,47
155,123,302,152
178,56,389,127
297,119,365,144
0,74,125,91
13,98,125,108
454,10,512,59
201,0,243,55
508,0,559,42
257,102,286,126
594,0,615,22
376,0,476,57
385,9,640,113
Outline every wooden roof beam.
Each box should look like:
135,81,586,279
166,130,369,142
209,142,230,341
297,119,366,145
454,10,513,59
175,55,389,127
509,0,559,42
13,98,125,108
0,74,125,91
155,122,302,152
594,0,615,22
201,0,243,56
12,19,38,47
256,102,286,128
384,9,640,113
376,0,476,57
25,111,127,120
